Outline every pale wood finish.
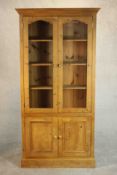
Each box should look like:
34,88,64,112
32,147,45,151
19,15,26,157
91,15,97,157
16,8,99,167
30,63,52,66
25,117,58,158
16,8,100,17
58,117,91,157
21,158,95,168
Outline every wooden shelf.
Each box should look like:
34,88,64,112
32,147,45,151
64,62,87,66
30,62,86,66
63,85,86,90
30,63,53,66
29,38,87,42
63,39,87,42
29,39,52,42
30,86,53,90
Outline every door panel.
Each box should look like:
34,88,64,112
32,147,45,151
59,117,91,157
25,117,58,158
58,17,93,112
23,17,58,112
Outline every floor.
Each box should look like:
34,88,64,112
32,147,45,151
0,132,117,175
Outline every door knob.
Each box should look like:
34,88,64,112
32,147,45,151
58,135,62,139
54,135,58,139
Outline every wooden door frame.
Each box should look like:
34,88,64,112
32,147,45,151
58,17,93,113
23,17,58,113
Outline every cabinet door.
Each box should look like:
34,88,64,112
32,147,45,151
25,117,58,158
59,117,91,157
23,17,58,112
58,17,93,112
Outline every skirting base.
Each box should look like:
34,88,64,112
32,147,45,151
21,158,96,168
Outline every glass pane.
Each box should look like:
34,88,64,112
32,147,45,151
29,21,52,39
63,42,87,64
29,42,53,63
63,65,87,86
29,66,53,86
63,89,86,108
30,90,53,108
28,21,53,108
63,20,87,108
63,20,87,39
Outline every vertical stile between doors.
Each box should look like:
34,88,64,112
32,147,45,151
58,18,63,112
52,18,58,111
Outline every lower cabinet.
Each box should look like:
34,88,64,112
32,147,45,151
24,116,91,158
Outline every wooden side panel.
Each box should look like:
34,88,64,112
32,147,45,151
25,117,58,158
19,15,26,159
59,117,91,157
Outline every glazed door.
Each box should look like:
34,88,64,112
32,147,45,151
23,17,58,112
25,117,58,158
58,117,91,157
58,17,93,112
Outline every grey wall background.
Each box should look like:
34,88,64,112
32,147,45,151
0,0,117,167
